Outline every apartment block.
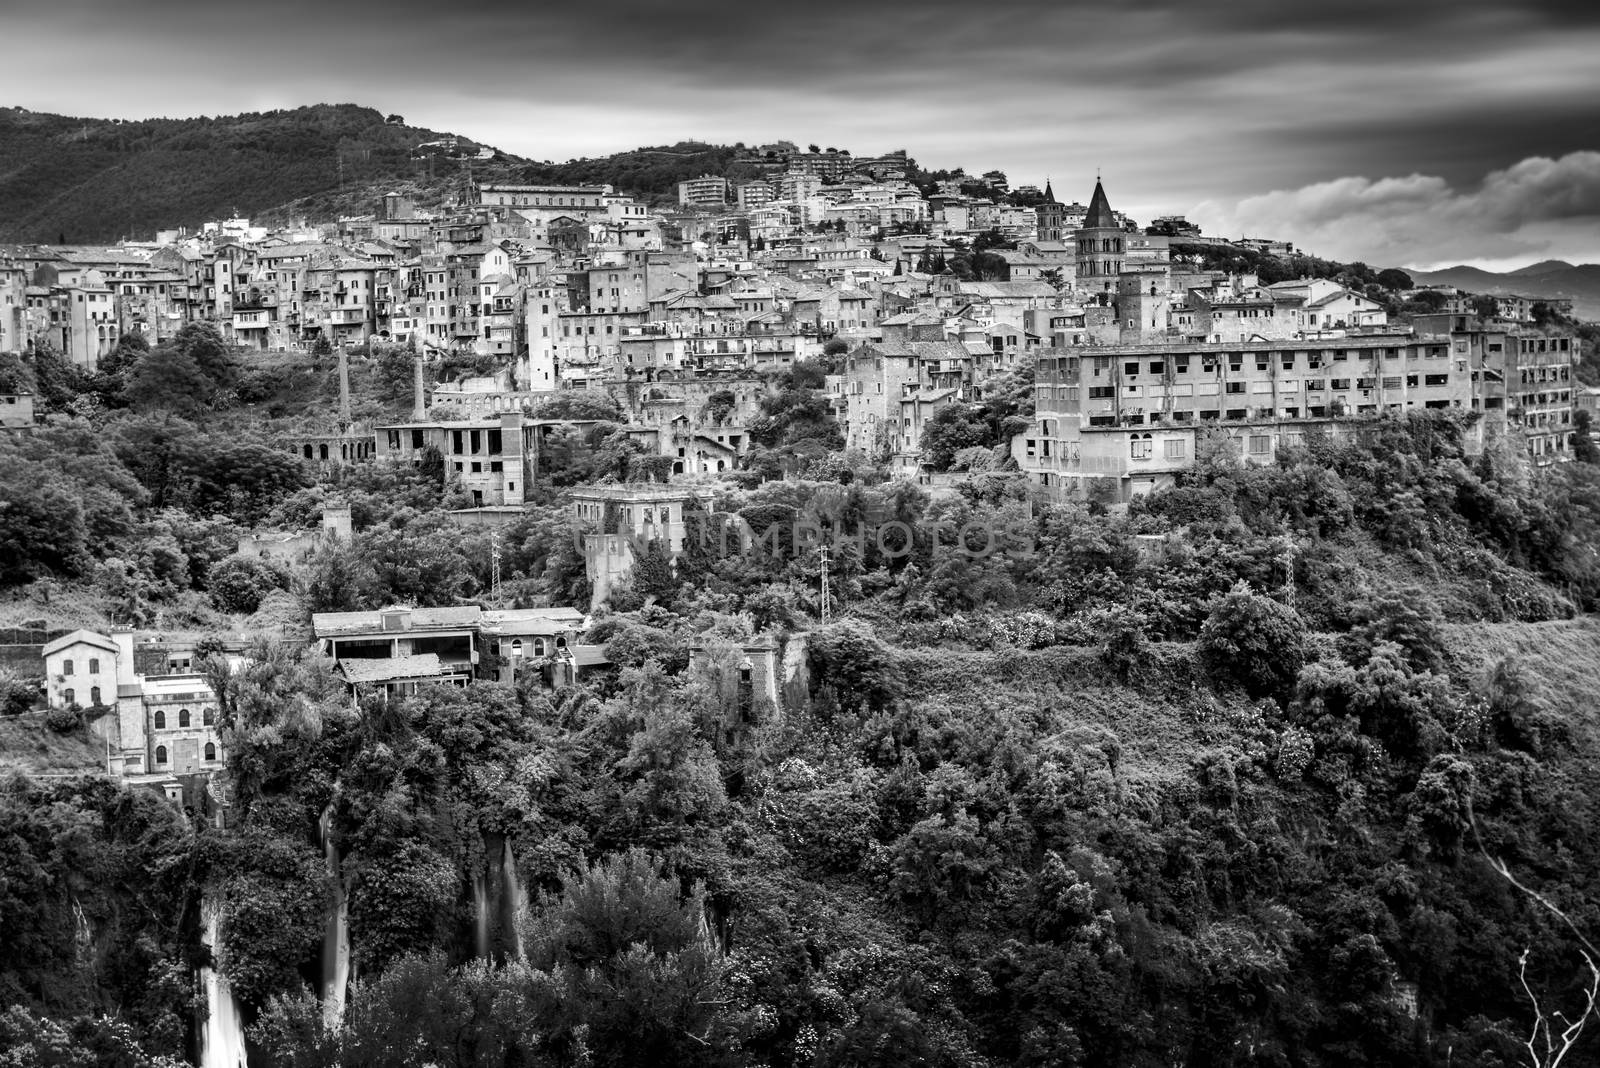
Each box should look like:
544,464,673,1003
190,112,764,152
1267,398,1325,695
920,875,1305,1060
1014,334,1473,500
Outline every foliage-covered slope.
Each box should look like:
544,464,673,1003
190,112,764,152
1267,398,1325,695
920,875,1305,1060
0,104,513,243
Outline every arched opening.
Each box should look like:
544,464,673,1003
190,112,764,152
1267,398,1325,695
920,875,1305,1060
153,709,165,729
90,686,101,706
203,707,215,726
63,688,75,707
204,742,217,762
319,443,330,460
304,444,314,458
179,708,191,727
155,745,168,764
533,638,546,656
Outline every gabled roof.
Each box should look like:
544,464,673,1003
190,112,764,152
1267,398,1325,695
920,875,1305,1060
858,340,969,360
1083,180,1117,229
43,629,118,657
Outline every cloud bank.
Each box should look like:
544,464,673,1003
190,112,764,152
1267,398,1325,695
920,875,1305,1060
1190,153,1600,269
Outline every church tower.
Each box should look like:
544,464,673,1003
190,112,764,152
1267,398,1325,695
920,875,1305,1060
1074,179,1123,303
1035,179,1066,242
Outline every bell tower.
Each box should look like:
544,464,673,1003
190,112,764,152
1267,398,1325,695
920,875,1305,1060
1074,178,1123,303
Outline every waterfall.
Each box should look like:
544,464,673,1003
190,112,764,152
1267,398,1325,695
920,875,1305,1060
317,806,351,1028
471,867,490,959
477,832,526,961
501,841,526,961
198,893,248,1068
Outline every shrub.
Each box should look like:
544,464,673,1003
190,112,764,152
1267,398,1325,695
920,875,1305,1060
45,706,81,733
1199,581,1307,698
208,555,286,615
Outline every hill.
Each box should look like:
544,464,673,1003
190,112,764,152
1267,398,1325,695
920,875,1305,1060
1408,261,1600,319
0,103,908,241
0,103,523,243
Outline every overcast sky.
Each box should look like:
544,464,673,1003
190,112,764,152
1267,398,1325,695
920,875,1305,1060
6,0,1600,268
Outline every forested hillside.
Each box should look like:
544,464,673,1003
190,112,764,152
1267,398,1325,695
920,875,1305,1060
0,104,514,243
6,336,1600,1065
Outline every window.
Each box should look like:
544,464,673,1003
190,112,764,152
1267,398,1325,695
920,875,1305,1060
63,659,74,676
89,658,100,674
63,688,75,707
1130,434,1153,459
155,745,168,765
1249,434,1271,455
1165,439,1186,459
205,742,217,762
153,709,165,729
179,708,191,727
204,707,215,726
90,686,101,706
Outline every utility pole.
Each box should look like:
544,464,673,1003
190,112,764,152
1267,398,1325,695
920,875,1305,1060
818,544,832,623
1281,536,1296,609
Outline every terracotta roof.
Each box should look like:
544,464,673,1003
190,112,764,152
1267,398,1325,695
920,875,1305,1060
339,654,444,684
42,629,119,657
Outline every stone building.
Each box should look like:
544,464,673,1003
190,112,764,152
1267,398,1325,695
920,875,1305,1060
1014,333,1476,500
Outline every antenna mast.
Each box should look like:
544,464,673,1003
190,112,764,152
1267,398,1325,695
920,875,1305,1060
818,544,832,623
490,530,503,604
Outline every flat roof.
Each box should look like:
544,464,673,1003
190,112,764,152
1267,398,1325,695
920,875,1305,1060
314,606,482,637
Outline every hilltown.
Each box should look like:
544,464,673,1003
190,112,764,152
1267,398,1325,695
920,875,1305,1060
3,160,1587,798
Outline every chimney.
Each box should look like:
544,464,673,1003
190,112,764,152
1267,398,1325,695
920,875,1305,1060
412,356,426,421
337,344,351,424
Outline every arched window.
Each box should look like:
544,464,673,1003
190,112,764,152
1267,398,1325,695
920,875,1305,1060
90,686,101,706
153,709,165,729
509,639,523,658
63,688,75,707
89,658,100,674
62,659,74,676
532,638,546,656
304,444,314,458
178,708,191,728
155,745,168,764
204,742,217,762
1131,434,1154,460
203,707,215,726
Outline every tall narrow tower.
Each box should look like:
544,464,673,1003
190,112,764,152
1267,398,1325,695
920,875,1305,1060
412,356,427,421
336,344,352,425
1074,179,1123,303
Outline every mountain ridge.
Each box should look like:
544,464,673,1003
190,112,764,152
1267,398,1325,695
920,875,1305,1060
1406,261,1600,319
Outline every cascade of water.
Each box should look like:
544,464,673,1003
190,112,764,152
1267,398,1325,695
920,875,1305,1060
198,893,248,1068
317,805,351,1028
471,867,490,959
501,840,526,960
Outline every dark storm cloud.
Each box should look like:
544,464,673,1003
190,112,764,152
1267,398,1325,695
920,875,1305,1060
5,0,1600,262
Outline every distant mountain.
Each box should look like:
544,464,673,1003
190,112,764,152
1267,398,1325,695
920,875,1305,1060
1507,259,1577,277
1406,262,1600,320
0,104,523,243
